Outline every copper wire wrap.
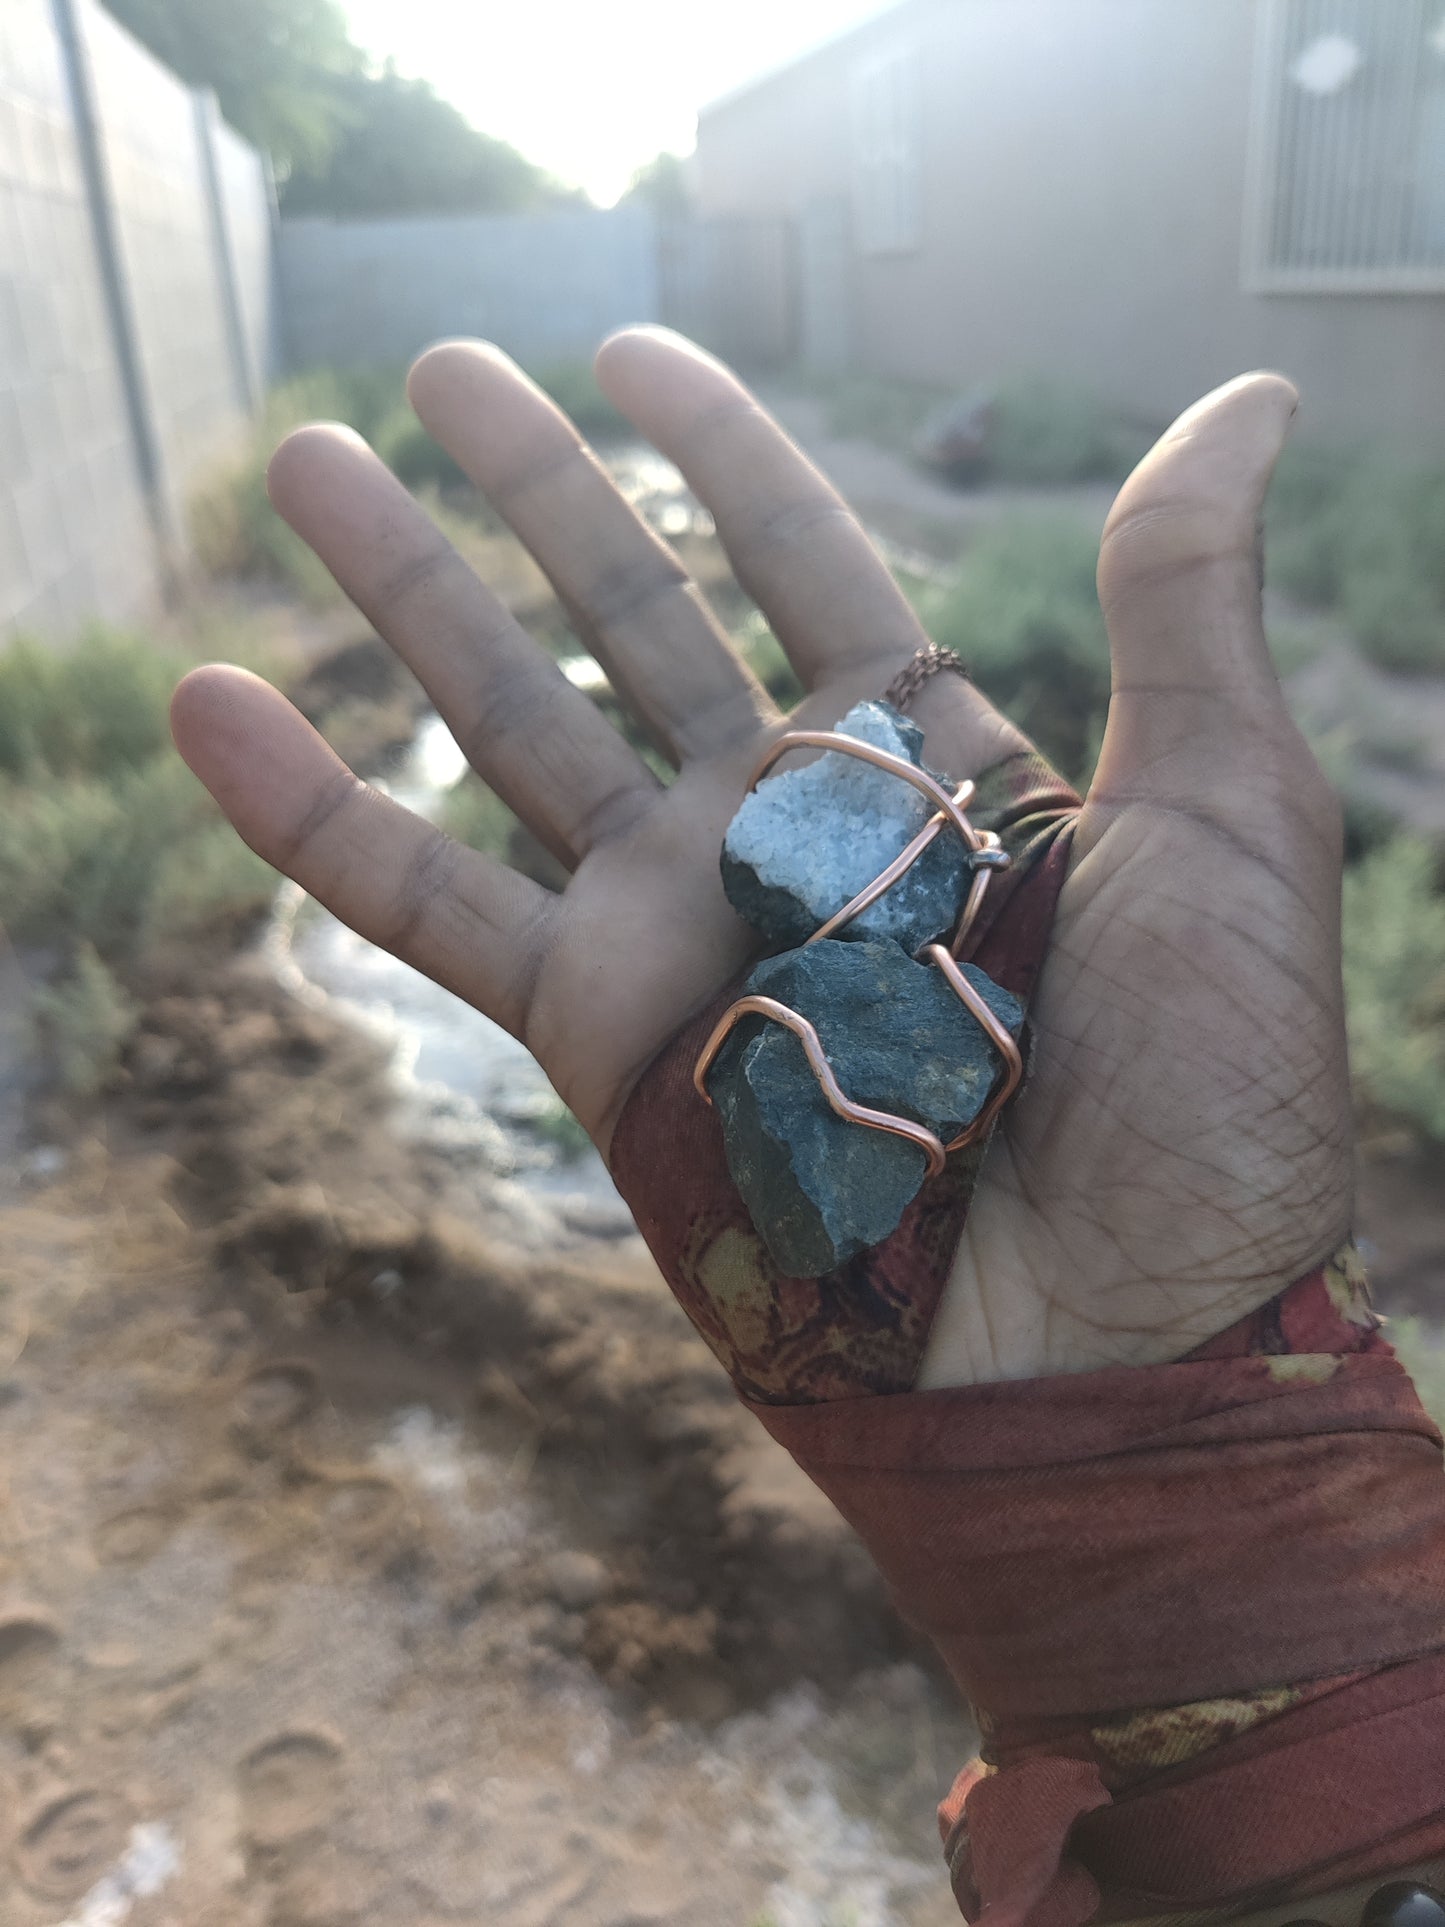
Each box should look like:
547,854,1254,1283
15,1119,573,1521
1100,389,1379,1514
692,995,949,1179
692,726,1022,1165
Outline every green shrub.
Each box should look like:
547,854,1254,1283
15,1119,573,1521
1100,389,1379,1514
0,631,177,780
1268,522,1343,612
1265,617,1331,679
438,773,516,862
371,402,469,493
192,357,634,602
987,381,1151,486
286,356,628,446
825,376,944,453
438,775,569,890
0,633,279,972
1266,441,1351,528
1342,557,1443,674
0,771,126,945
311,693,418,776
190,445,339,605
818,372,1148,483
1265,446,1445,672
733,608,803,710
0,628,313,1099
1299,724,1398,860
190,368,406,601
1341,837,1445,1145
265,366,399,444
0,756,272,961
30,945,137,1096
918,517,1110,780
528,359,628,440
191,363,515,598
142,819,278,948
1265,444,1354,607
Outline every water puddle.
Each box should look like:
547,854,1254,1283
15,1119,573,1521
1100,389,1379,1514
260,443,721,1231
262,712,629,1232
606,442,715,541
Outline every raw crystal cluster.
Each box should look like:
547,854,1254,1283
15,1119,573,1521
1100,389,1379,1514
709,941,1023,1278
707,701,1024,1278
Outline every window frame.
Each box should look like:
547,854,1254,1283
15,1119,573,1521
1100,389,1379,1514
1243,0,1445,294
850,40,923,259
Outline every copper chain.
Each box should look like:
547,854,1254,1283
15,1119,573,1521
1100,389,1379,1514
881,643,972,714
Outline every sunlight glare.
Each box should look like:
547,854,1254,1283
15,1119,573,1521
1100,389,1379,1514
342,0,899,203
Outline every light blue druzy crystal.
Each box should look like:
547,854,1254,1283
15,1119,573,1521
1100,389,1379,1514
720,700,968,952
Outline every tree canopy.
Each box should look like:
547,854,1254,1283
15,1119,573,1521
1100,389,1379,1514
105,0,359,173
282,67,582,218
623,152,692,219
103,0,581,215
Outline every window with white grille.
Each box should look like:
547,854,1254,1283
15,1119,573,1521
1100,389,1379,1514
851,45,921,256
1247,0,1445,289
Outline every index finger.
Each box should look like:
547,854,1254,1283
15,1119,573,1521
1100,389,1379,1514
171,666,553,1039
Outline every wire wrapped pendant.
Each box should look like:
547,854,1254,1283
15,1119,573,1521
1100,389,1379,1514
696,702,1025,1276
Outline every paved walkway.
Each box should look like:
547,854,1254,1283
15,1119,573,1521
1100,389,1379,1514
759,389,1118,561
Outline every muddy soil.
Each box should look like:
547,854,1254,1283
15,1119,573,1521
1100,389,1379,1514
116,963,931,1718
5,956,1442,1927
0,958,972,1927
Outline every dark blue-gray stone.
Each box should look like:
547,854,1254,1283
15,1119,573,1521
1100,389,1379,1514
708,939,1024,1278
1362,1890,1445,1927
721,700,969,951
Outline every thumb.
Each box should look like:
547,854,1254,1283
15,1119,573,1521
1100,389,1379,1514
1091,372,1300,802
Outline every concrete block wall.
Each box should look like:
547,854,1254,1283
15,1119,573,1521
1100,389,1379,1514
278,205,661,371
212,117,274,407
0,0,151,636
84,2,244,516
0,0,272,643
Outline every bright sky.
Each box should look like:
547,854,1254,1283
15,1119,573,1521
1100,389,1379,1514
342,0,898,205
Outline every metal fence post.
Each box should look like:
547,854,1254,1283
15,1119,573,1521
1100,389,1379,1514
49,0,181,560
193,86,261,413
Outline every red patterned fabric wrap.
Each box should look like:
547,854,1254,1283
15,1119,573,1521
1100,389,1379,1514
608,741,1445,1924
751,1286,1445,1722
756,1268,1445,1923
609,749,1081,1403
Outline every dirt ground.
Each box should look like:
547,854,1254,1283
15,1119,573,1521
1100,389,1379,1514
758,392,1120,560
3,419,1443,1926
4,933,1442,1927
0,959,974,1927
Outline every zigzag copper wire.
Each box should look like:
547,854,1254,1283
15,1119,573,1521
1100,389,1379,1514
691,995,948,1178
693,727,1019,1160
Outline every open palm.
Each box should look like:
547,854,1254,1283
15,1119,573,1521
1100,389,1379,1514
173,331,1352,1387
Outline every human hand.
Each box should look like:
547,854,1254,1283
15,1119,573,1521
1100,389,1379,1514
172,331,1351,1386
